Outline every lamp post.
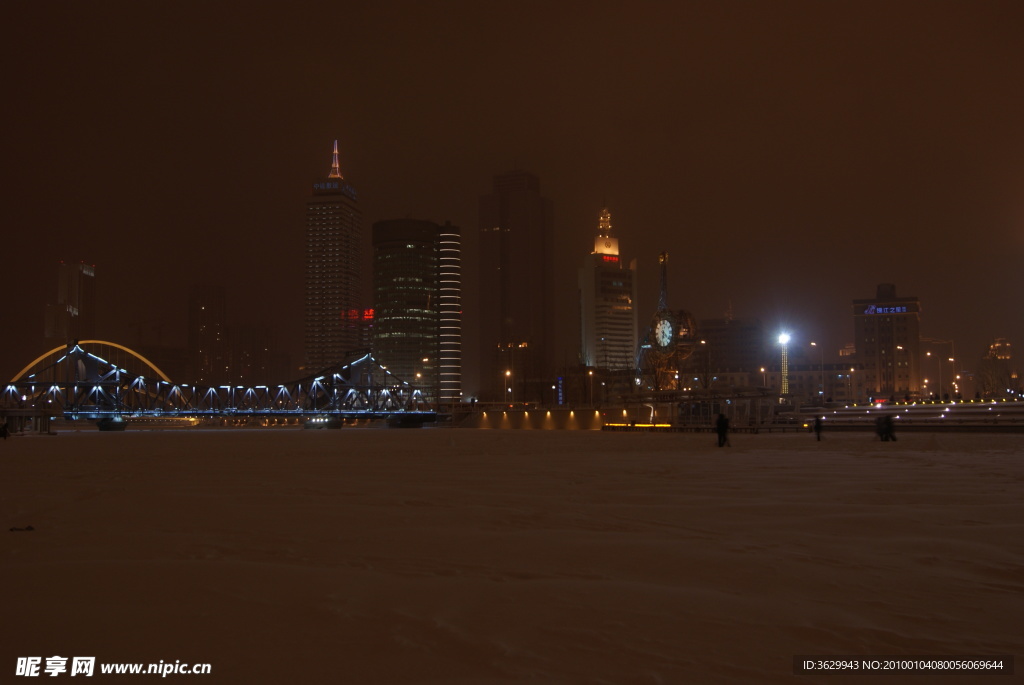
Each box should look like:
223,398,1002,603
778,333,790,402
588,369,594,407
928,350,952,400
421,357,431,404
924,339,956,400
810,341,824,404
760,367,766,388
896,345,904,400
505,370,511,404
927,351,942,400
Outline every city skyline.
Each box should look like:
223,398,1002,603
3,3,1023,382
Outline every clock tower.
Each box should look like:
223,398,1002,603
593,208,619,256
635,252,699,391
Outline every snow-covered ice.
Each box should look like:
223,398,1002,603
2,427,1021,683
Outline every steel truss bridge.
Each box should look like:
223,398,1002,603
3,341,435,424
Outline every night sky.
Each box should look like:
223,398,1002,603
4,2,1023,383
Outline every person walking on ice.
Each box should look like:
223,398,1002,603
716,413,730,447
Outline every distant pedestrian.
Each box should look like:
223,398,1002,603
715,413,730,447
883,414,897,442
0,422,8,440
813,416,822,441
875,415,887,441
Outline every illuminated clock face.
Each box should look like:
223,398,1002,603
605,240,612,248
655,318,674,347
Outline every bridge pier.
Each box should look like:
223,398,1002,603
0,411,54,435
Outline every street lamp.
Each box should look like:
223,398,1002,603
778,333,790,401
928,351,950,400
926,351,940,399
948,357,956,400
810,341,824,403
588,369,594,406
924,340,957,400
505,370,512,404
760,367,766,388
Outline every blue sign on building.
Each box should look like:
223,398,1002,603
864,305,908,315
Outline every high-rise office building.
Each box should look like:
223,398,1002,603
305,140,363,371
852,283,921,398
45,261,97,343
372,219,461,404
437,223,462,404
977,337,1020,398
187,285,293,385
228,323,292,385
988,337,1012,361
188,284,228,384
478,170,553,401
696,317,765,373
578,208,637,370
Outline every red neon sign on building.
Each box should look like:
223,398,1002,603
341,308,375,321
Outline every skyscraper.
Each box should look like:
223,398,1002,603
852,283,921,399
45,261,96,343
371,219,461,404
305,140,363,371
187,284,228,384
578,208,637,370
437,223,463,404
977,337,1020,398
695,317,765,373
478,171,553,401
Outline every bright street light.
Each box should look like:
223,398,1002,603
810,341,824,403
778,333,790,399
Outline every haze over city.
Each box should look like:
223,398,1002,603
4,1,1023,384
4,5,1024,682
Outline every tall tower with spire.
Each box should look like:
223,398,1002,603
578,207,638,370
305,140,364,370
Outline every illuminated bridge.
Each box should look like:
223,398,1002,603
2,341,435,428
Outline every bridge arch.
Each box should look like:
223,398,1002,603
11,340,172,383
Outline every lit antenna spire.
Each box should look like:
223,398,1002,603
328,140,344,179
598,208,612,237
657,252,669,311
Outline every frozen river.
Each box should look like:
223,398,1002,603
3,428,1021,683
